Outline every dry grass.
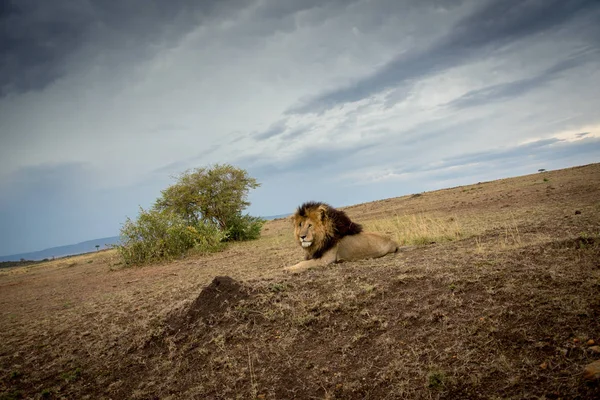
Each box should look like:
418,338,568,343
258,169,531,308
364,213,465,245
1,163,600,399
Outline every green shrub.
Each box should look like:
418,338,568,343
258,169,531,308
117,208,226,266
154,164,260,230
117,164,264,266
225,214,265,241
188,219,228,253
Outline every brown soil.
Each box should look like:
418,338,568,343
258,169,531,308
1,163,600,399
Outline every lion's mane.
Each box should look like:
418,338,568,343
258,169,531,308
293,201,362,259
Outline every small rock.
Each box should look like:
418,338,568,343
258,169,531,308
583,360,600,381
540,362,548,370
587,339,595,346
589,346,600,354
575,210,581,215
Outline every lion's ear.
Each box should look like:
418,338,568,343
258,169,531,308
317,204,328,221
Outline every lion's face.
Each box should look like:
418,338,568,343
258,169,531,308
294,215,317,248
293,205,328,250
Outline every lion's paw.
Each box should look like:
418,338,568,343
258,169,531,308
283,264,306,274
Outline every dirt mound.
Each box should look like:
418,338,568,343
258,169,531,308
166,276,248,333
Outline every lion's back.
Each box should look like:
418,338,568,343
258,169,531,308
336,232,398,262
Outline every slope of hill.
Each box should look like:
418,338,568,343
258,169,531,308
1,163,599,399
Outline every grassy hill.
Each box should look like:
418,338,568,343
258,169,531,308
1,163,599,399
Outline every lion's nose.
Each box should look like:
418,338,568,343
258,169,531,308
300,235,306,240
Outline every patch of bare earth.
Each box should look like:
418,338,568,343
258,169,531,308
1,164,599,399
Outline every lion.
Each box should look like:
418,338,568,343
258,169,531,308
284,201,399,273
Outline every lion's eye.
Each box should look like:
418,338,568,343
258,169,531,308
298,222,302,227
308,223,312,228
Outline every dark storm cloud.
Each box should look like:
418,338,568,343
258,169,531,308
446,48,600,109
0,0,248,96
288,0,600,114
1,1,86,95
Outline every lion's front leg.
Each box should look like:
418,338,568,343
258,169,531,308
284,248,338,274
283,259,322,273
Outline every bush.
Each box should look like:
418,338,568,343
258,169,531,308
118,164,263,266
225,214,265,241
189,220,228,253
154,164,260,230
117,208,226,266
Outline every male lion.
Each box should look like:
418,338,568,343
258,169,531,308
284,201,399,273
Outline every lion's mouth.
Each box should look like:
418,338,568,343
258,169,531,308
301,241,312,248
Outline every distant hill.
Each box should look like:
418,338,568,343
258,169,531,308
0,236,121,262
0,213,291,262
262,213,290,220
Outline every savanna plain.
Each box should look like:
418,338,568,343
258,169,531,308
1,163,600,399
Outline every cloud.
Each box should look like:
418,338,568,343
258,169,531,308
342,135,600,185
0,0,251,96
254,119,288,140
288,0,600,114
446,48,599,109
253,118,319,141
241,140,377,182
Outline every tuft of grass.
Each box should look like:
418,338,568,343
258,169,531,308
267,283,286,293
0,390,23,400
60,367,82,383
364,213,465,245
8,371,22,380
474,215,524,252
427,370,447,390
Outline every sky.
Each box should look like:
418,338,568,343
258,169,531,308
1,0,600,256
